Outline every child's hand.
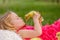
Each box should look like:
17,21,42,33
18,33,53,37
33,11,41,19
33,11,44,23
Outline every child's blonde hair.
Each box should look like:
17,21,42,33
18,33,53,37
0,11,16,31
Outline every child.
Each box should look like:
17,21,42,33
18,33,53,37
0,11,42,40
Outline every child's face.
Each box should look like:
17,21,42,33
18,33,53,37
10,12,25,29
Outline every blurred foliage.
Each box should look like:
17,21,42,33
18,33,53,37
0,0,60,25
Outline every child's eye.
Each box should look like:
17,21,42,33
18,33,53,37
16,17,20,20
17,18,19,20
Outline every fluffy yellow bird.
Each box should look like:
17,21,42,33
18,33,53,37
25,11,35,21
25,11,44,22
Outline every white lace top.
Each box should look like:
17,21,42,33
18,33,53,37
0,30,22,40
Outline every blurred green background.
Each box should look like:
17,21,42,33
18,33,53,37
0,0,60,25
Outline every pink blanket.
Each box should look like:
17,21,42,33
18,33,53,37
17,19,60,40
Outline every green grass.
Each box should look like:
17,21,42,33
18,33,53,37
0,0,60,25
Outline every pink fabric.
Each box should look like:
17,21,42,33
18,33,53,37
17,19,60,40
22,25,34,30
39,19,60,40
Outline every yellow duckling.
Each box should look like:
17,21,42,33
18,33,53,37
25,11,35,17
25,11,35,21
30,38,42,40
25,11,44,22
56,32,60,40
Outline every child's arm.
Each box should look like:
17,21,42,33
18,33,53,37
18,13,42,38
